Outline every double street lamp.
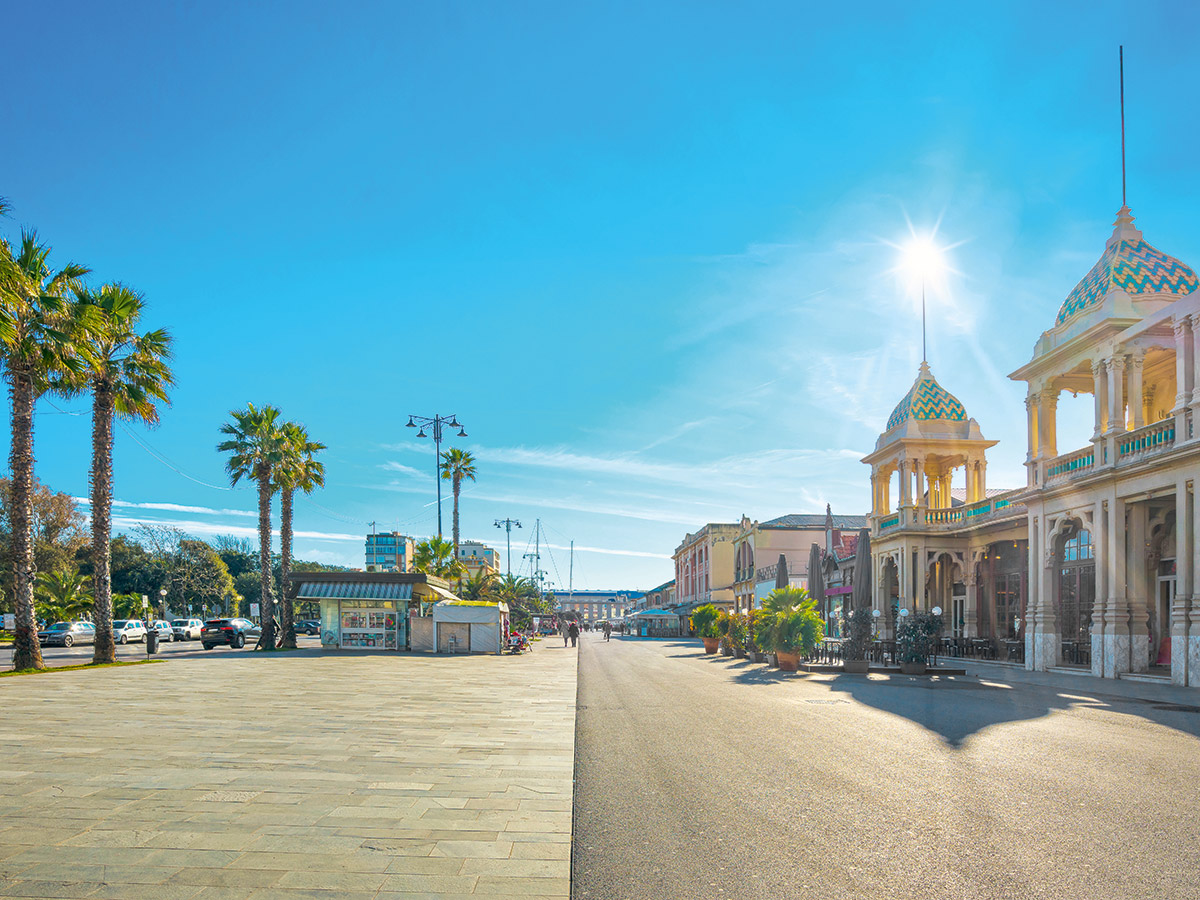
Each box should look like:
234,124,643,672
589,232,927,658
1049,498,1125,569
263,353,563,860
407,413,467,537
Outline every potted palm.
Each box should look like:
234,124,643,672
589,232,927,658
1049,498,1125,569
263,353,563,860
716,609,734,656
728,613,749,659
755,588,824,672
690,604,721,654
896,610,943,674
745,609,767,663
841,607,873,674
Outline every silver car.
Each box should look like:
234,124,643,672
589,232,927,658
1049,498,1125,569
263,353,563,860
38,621,96,647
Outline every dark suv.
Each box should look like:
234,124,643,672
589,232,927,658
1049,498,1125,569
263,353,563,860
201,618,261,650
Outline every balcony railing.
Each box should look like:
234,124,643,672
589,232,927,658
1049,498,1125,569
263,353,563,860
1046,446,1095,482
1117,419,1175,461
876,491,1023,534
879,514,900,531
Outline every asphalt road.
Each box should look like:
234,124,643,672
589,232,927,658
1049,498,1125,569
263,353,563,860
572,635,1200,900
0,632,322,668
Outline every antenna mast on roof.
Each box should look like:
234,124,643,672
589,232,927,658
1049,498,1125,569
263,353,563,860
1120,45,1127,207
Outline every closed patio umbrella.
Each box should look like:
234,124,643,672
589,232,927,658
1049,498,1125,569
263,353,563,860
808,542,825,617
775,553,789,590
850,528,871,612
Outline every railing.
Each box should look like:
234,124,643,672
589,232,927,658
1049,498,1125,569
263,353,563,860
924,507,962,525
1046,446,1094,481
879,514,900,531
1117,419,1175,461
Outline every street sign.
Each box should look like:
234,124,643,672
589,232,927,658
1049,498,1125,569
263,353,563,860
250,603,260,617
141,595,148,608
2,613,13,630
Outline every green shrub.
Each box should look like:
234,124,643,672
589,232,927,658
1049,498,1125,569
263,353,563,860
690,604,720,639
841,607,874,661
897,611,943,663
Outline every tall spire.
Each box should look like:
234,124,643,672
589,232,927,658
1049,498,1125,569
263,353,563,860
1120,45,1127,208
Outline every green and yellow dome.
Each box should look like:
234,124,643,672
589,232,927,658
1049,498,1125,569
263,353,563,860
886,362,968,431
1056,207,1198,325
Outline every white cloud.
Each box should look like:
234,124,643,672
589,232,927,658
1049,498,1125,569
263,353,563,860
111,515,362,543
77,498,256,518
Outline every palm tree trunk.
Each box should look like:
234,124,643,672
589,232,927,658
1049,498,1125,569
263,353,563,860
90,386,117,664
257,474,276,650
452,474,461,558
279,488,296,649
8,366,45,671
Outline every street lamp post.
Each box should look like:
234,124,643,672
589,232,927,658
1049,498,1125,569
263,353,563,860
494,518,522,576
407,413,467,538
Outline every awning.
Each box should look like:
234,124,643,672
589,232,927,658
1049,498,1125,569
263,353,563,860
297,581,413,601
425,584,460,602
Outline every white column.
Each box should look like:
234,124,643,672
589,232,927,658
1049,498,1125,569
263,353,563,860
1107,356,1127,434
1026,391,1040,460
1129,352,1145,430
965,562,979,638
914,458,926,509
899,459,912,507
1174,320,1190,434
1104,495,1130,678
1190,479,1200,688
1092,498,1107,677
1172,478,1191,686
1040,390,1059,459
1092,359,1108,439
1191,314,1200,412
1127,502,1150,673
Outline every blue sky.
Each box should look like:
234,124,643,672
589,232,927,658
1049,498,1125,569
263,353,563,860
7,2,1200,588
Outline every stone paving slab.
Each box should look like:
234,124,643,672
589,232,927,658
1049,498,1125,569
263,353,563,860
0,643,577,898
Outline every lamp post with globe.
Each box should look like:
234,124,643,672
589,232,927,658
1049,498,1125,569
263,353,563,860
406,413,467,538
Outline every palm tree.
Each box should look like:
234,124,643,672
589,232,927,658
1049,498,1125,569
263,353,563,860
35,568,94,622
0,224,90,670
760,585,811,615
72,284,173,664
439,448,476,560
218,404,286,650
492,574,546,631
459,569,498,602
411,536,465,581
272,422,325,649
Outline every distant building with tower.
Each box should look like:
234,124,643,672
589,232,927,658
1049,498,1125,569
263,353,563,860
457,540,501,578
557,589,642,624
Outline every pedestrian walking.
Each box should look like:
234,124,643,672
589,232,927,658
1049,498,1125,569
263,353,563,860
562,623,569,647
602,621,611,641
568,621,580,647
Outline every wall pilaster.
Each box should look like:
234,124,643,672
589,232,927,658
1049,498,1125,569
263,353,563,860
1104,495,1131,678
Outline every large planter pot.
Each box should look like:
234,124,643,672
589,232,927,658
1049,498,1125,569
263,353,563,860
735,648,747,659
701,637,720,654
720,644,733,657
899,661,927,675
776,650,799,672
751,650,766,663
843,659,870,674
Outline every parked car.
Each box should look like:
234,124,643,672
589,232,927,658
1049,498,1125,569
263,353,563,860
113,619,147,644
38,621,96,647
172,618,205,640
201,618,261,650
151,620,175,642
295,619,319,636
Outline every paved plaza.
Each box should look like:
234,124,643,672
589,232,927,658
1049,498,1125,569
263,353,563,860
0,644,576,899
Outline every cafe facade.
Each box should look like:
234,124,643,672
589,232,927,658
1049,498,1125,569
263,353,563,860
289,571,462,652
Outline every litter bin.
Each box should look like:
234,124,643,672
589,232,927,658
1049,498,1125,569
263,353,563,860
146,630,160,654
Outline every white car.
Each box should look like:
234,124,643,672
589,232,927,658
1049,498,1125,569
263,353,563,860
172,618,204,640
112,619,147,644
151,620,175,642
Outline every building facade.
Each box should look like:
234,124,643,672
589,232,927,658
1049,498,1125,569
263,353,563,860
731,511,867,613
863,205,1200,686
365,532,416,573
457,540,501,578
672,523,739,613
557,590,641,624
639,580,676,612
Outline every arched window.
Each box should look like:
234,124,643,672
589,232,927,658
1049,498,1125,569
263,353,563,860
1058,526,1095,653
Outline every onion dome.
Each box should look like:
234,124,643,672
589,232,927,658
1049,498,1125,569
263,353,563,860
1056,206,1198,325
886,361,968,430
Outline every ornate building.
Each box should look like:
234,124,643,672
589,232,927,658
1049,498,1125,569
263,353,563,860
863,204,1200,687
1012,206,1199,686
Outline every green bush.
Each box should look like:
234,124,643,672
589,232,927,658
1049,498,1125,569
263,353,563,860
690,604,720,639
897,611,943,663
841,607,874,661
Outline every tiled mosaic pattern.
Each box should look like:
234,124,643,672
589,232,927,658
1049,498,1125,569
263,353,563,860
886,372,967,429
1057,237,1198,324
